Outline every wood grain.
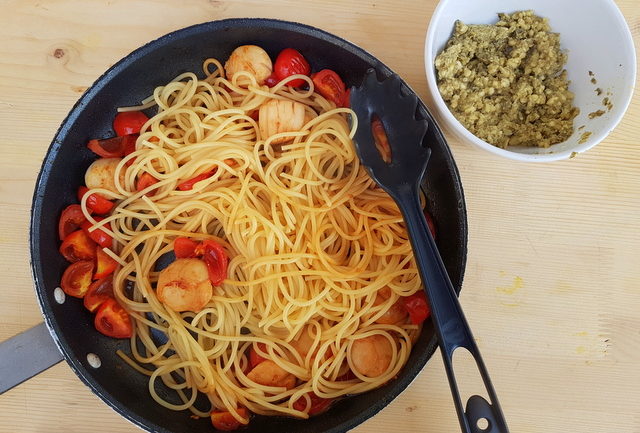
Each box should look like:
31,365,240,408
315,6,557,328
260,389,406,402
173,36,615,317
0,1,638,432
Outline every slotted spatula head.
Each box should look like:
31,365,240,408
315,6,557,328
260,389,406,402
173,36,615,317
349,69,431,196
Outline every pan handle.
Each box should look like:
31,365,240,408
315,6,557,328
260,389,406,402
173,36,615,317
0,322,64,394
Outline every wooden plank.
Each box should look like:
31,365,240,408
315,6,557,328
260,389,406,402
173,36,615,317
0,0,638,431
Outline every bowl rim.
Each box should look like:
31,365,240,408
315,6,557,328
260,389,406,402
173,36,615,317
424,0,637,162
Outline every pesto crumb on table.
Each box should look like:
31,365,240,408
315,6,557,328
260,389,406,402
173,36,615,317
435,10,579,149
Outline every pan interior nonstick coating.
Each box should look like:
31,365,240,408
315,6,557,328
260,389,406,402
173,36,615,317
30,18,467,433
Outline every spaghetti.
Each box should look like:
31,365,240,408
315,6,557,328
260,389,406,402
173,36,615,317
81,50,425,425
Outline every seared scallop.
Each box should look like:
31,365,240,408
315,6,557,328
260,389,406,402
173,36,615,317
85,158,125,195
224,45,273,86
156,258,213,312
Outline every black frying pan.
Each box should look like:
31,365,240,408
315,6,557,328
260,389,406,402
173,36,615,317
22,18,467,433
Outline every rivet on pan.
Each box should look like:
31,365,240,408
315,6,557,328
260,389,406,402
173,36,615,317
87,353,101,369
54,287,65,304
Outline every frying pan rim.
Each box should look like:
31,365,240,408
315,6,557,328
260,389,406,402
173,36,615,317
29,17,468,433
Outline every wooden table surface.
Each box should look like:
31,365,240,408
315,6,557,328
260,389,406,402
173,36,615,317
1,1,638,432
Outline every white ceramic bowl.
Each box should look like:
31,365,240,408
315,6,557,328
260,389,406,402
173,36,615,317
424,0,636,162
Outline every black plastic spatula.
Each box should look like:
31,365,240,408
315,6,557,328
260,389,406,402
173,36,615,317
350,69,509,433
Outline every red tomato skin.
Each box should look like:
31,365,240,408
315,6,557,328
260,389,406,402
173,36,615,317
312,69,346,106
86,134,133,158
81,218,112,248
136,173,159,196
249,343,267,369
177,169,215,191
113,111,149,136
59,204,88,240
60,230,97,262
84,276,114,312
264,73,279,88
274,48,311,87
94,247,117,280
210,408,248,431
78,186,114,214
195,240,228,285
424,209,437,240
371,115,392,163
292,392,333,415
341,88,351,108
174,237,199,258
404,291,430,325
60,260,94,298
94,298,132,338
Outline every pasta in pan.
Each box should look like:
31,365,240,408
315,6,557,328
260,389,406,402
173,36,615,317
59,45,430,429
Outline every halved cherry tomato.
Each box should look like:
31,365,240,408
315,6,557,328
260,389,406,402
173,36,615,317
177,169,215,191
113,111,149,137
292,392,333,415
60,230,97,262
87,134,137,158
342,88,351,108
404,291,430,325
59,204,88,240
174,237,199,258
424,209,436,240
274,48,311,87
77,186,114,215
136,172,159,196
312,69,347,107
195,240,228,285
210,408,249,431
249,342,267,369
264,73,279,88
81,217,112,248
60,260,94,298
123,134,138,166
84,276,114,312
94,298,132,338
94,247,117,279
371,115,392,163
247,109,259,121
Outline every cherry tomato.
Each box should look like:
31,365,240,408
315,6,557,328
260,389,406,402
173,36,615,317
404,291,430,325
195,240,228,285
249,342,267,369
274,48,311,87
59,204,88,240
424,209,436,240
94,298,132,339
264,73,279,88
77,186,114,215
87,134,137,158
210,408,248,431
60,230,97,262
371,115,392,163
136,172,159,196
94,247,117,280
312,69,347,107
60,260,94,298
174,237,199,258
84,276,114,312
81,217,112,248
342,88,351,108
113,111,149,136
177,169,216,191
123,134,138,166
247,109,259,121
292,392,333,415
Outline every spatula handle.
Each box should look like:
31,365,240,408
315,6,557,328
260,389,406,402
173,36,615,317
393,185,509,433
